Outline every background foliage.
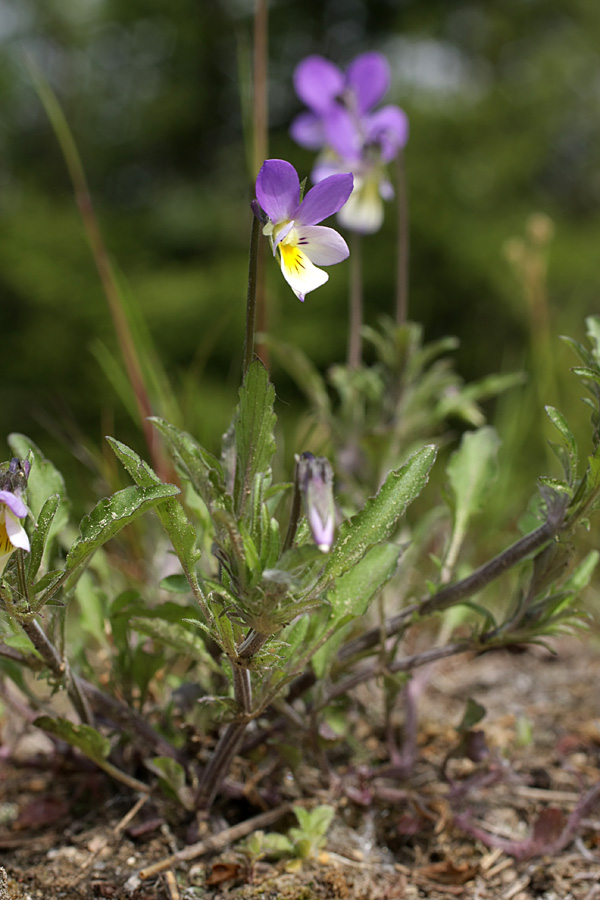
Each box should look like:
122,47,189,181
2,0,600,509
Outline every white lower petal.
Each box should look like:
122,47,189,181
279,244,328,301
337,176,385,234
6,511,30,552
294,225,349,266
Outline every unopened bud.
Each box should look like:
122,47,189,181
297,452,335,553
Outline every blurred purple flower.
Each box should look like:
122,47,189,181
255,159,353,301
290,53,409,234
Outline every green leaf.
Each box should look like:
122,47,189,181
457,698,486,732
444,427,500,575
311,543,401,678
108,436,203,581
26,493,60,585
149,418,225,510
131,616,222,673
319,445,437,584
34,716,110,763
234,360,277,517
66,483,180,572
8,434,70,535
545,406,578,474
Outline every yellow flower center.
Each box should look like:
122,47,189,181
279,243,307,276
0,519,12,556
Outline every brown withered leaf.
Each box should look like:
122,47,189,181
205,862,242,885
417,859,479,885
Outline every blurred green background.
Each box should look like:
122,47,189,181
2,0,600,506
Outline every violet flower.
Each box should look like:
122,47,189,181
255,159,353,301
290,52,409,234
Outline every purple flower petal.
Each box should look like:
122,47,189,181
365,105,409,161
290,111,327,150
323,105,363,161
346,52,390,114
294,225,349,266
294,55,344,113
0,490,27,519
294,172,354,226
256,159,300,224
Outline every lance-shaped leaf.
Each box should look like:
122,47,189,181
150,418,226,511
34,716,110,762
34,716,148,792
234,360,277,517
316,445,437,585
66,483,180,572
26,492,60,586
443,427,500,579
107,437,202,571
311,542,402,678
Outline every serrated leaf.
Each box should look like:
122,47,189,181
34,716,110,763
66,483,180,572
318,445,437,584
234,360,277,518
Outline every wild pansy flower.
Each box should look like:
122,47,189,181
254,159,353,301
0,458,31,575
290,52,409,234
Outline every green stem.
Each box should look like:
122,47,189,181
21,619,94,725
252,0,269,368
243,214,261,378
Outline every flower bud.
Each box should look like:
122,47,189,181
297,452,335,553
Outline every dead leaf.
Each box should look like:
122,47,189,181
417,859,479,885
205,862,241,885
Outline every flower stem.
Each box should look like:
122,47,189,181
243,213,261,378
395,150,409,325
347,232,363,368
252,0,269,368
21,618,94,725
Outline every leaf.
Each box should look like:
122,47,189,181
444,427,500,574
26,493,60,585
318,445,437,584
66,483,180,572
108,437,202,577
234,360,277,517
131,616,222,673
545,406,577,475
8,434,70,536
150,418,225,510
34,716,110,763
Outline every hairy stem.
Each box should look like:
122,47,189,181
20,619,93,725
339,520,557,663
243,214,261,378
